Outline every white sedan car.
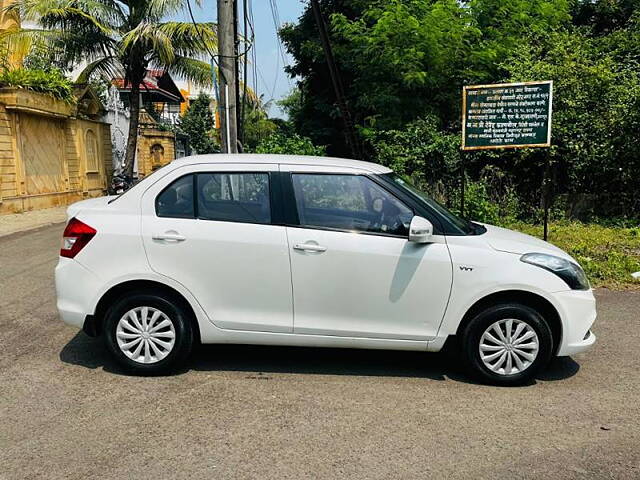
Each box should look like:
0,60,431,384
55,154,596,385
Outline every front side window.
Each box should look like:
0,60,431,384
197,173,271,224
292,174,413,236
156,174,195,218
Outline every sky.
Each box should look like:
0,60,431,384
172,1,307,118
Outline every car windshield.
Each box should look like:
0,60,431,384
385,174,474,234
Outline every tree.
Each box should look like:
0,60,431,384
280,0,640,219
502,30,640,217
571,0,638,34
279,0,571,157
254,133,325,156
180,93,218,154
238,96,277,152
4,0,217,177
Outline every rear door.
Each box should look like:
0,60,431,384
141,163,293,333
282,164,453,340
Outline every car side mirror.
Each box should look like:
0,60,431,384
408,216,433,243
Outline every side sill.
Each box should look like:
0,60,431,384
426,335,449,352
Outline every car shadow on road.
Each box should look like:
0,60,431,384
59,332,580,386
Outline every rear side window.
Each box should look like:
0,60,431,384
196,173,271,224
156,174,195,218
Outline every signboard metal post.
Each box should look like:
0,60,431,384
542,151,553,241
461,81,553,239
459,155,465,217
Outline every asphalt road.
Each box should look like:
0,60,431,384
1,224,639,479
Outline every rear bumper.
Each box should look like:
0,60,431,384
55,257,101,329
553,289,597,356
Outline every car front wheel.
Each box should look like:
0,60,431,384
461,303,554,386
103,291,194,375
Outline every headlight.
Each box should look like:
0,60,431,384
521,253,590,290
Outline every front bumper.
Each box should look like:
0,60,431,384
553,289,597,356
561,329,596,356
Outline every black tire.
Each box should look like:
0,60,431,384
461,303,553,386
103,291,194,375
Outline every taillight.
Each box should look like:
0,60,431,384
60,218,97,258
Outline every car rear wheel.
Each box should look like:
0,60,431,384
103,291,194,375
461,303,553,386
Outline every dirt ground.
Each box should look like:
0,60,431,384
1,224,639,479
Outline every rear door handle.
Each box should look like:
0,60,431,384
293,243,327,253
152,232,186,242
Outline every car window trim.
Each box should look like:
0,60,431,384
282,172,415,239
284,223,410,239
192,173,199,219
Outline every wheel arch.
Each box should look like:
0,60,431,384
455,290,562,355
90,279,201,343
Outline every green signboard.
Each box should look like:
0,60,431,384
462,81,553,150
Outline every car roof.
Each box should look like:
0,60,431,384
170,153,392,174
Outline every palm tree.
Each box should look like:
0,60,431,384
3,0,217,177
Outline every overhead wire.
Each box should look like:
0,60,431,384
268,0,289,71
247,0,269,101
186,0,224,86
266,0,293,107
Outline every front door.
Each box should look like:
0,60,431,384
141,164,293,333
282,165,453,340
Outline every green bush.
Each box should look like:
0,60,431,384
0,68,74,103
448,172,524,225
454,180,501,225
367,116,460,195
254,133,325,156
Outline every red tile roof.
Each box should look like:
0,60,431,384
112,69,184,102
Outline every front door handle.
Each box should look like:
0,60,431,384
152,232,186,242
293,243,327,253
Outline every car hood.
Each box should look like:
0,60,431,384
480,223,574,261
67,196,118,218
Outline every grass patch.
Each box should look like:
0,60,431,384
504,221,640,289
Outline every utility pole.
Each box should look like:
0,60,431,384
310,0,362,159
217,0,238,153
233,0,242,150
